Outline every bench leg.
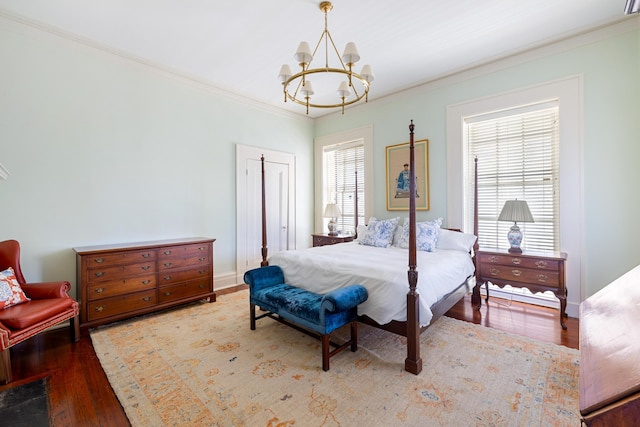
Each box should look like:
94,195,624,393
350,320,358,352
322,334,330,371
250,303,256,330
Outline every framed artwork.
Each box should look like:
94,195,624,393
385,139,429,211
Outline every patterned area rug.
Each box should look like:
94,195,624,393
91,290,580,426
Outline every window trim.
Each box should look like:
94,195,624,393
446,75,584,317
314,125,373,234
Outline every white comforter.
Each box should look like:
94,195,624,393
267,242,475,327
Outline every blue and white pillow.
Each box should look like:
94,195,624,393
359,217,399,248
397,218,443,252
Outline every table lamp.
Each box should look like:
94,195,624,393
323,203,342,236
498,199,534,253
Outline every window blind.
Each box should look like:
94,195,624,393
324,141,365,234
465,104,560,252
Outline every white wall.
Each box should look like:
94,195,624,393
0,16,314,293
315,19,640,301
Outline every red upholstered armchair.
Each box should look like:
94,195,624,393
0,240,80,384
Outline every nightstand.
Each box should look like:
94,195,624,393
312,233,355,247
476,248,568,329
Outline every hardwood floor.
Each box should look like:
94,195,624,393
0,290,578,426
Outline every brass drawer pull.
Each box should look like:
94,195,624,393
94,272,105,278
95,306,105,312
163,276,172,281
142,265,151,271
489,268,499,276
198,257,206,262
164,262,172,267
142,280,151,285
164,292,172,296
536,274,548,282
488,256,498,263
198,246,205,251
94,288,105,293
142,253,151,258
511,269,522,277
142,296,152,301
535,260,548,268
198,270,206,274
198,284,205,289
511,258,521,265
94,258,104,264
164,250,172,255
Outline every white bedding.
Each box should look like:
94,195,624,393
267,242,475,327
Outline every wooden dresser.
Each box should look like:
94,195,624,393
74,237,215,333
579,264,640,426
476,248,567,329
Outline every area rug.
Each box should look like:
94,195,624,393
91,290,580,426
0,377,50,427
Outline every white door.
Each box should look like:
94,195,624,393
236,145,296,281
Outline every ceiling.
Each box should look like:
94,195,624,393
0,1,633,118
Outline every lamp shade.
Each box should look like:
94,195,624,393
323,203,342,218
498,200,534,223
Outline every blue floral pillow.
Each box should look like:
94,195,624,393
397,218,443,252
359,217,399,248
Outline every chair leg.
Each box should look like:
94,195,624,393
322,334,330,371
0,348,12,385
350,321,358,352
250,303,256,330
71,315,80,343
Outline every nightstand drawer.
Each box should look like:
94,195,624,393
477,253,561,271
480,264,560,287
312,234,355,247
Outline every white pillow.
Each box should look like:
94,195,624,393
359,217,399,248
355,224,367,242
437,228,477,252
391,220,405,246
397,218,443,252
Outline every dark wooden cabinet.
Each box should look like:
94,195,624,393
312,233,355,247
476,248,567,329
74,237,215,333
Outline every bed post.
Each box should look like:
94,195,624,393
354,170,359,239
471,156,481,307
260,155,269,267
405,120,422,375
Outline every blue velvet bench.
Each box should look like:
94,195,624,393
243,265,368,371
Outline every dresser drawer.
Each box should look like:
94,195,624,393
158,254,210,271
86,261,156,283
86,250,156,268
158,278,212,303
87,274,157,301
158,243,210,260
158,267,210,286
477,253,560,271
480,264,560,287
87,290,157,321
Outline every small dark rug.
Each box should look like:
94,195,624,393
0,378,50,427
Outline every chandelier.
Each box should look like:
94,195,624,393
277,1,374,115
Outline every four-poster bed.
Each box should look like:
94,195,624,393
256,121,481,374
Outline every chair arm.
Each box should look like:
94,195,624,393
21,281,72,299
320,285,368,313
244,265,285,293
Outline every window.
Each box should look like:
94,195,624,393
465,102,560,252
322,141,364,234
315,125,373,236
